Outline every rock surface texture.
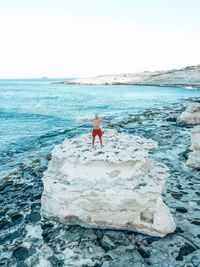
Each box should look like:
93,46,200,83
187,126,200,169
41,130,176,237
177,102,200,125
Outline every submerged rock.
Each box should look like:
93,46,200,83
177,102,200,125
187,126,200,169
41,130,176,237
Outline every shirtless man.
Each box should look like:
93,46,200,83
82,114,111,148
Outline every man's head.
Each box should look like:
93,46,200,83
95,113,99,119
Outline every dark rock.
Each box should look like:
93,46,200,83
166,116,177,122
7,229,24,241
49,256,64,267
171,192,183,200
0,220,8,230
137,245,151,258
174,227,184,234
100,235,115,251
176,242,197,261
190,219,200,226
26,212,41,223
176,207,188,213
11,213,23,225
13,246,29,261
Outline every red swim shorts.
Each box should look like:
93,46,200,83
92,129,103,138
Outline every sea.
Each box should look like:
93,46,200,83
1,78,200,177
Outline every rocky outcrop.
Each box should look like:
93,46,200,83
41,130,176,237
187,126,200,169
58,64,200,88
178,101,200,169
177,102,200,125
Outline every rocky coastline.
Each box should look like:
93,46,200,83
53,65,200,89
0,98,200,266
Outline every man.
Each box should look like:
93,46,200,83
82,114,111,148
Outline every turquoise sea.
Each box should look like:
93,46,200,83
1,79,200,175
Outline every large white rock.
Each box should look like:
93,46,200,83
177,102,200,125
41,130,176,237
187,126,200,169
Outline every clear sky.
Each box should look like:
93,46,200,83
0,0,200,78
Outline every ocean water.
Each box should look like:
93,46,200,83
1,78,200,174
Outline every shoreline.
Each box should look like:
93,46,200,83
52,64,200,89
51,81,200,89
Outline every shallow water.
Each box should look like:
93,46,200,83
1,79,200,174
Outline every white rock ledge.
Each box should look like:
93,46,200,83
187,126,200,169
177,102,200,125
41,130,176,237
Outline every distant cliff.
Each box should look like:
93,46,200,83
58,65,200,88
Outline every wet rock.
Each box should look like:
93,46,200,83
13,246,29,261
175,207,188,213
100,235,115,251
166,116,177,122
11,213,23,225
105,245,143,266
25,212,41,224
171,192,184,200
176,242,197,261
137,245,151,258
0,220,8,230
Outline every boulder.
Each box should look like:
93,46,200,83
177,102,200,125
41,130,176,237
187,126,200,169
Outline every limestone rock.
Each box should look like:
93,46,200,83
187,126,200,169
41,130,176,237
63,64,200,88
177,102,200,125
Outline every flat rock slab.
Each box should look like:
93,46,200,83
41,130,176,237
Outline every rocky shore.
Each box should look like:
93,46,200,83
0,98,200,267
55,65,200,88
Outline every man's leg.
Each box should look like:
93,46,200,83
92,136,96,148
99,136,103,147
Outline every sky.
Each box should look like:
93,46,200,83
0,0,200,78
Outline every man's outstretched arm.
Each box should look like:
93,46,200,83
80,119,93,122
101,119,111,122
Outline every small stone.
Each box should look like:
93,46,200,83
88,247,94,253
137,245,151,258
